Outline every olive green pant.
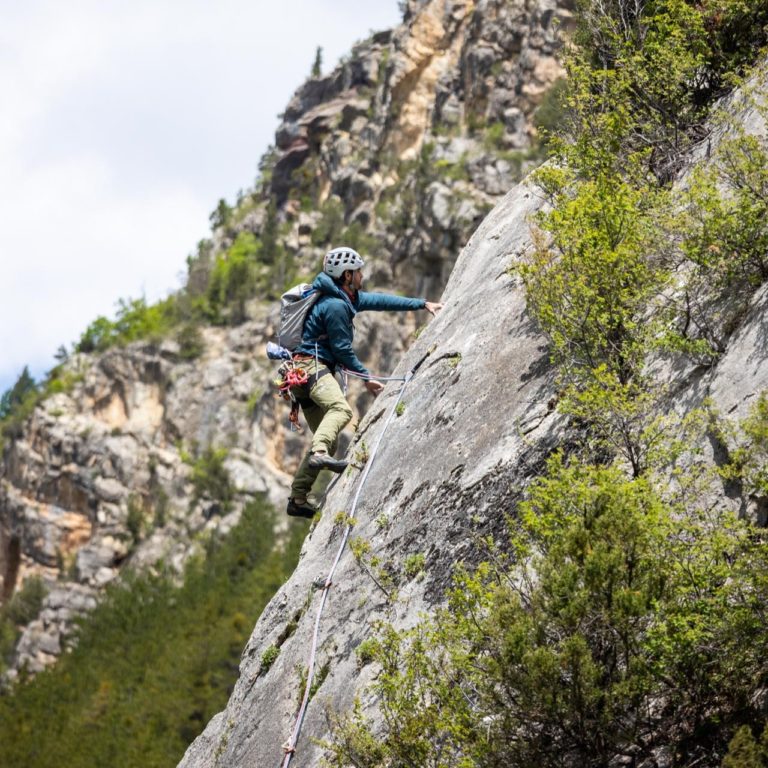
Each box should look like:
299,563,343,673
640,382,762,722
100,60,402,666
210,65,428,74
290,359,353,500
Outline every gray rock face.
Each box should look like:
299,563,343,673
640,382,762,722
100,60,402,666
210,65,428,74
178,69,768,767
8,584,97,680
178,181,560,768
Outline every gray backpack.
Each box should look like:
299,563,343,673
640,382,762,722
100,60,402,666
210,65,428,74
277,283,320,351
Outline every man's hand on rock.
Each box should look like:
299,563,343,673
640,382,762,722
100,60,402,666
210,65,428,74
425,301,444,316
365,380,384,396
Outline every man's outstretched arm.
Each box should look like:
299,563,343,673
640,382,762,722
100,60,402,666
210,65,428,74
357,292,443,314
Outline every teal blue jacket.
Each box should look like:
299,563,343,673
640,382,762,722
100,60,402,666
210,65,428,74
294,272,426,375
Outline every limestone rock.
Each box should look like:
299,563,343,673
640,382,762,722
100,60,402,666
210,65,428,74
0,0,574,687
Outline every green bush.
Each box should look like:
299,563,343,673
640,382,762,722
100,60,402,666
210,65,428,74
176,323,205,360
433,156,470,182
518,172,667,386
0,367,40,445
310,197,345,248
482,120,506,151
533,77,569,147
206,232,261,324
681,133,768,288
0,576,48,674
6,576,47,627
559,0,768,181
669,118,768,353
260,644,280,674
76,297,177,353
723,725,768,767
0,367,37,421
721,391,768,497
125,495,146,545
326,456,768,767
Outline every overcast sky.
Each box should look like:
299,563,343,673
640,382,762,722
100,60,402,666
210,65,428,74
0,0,402,395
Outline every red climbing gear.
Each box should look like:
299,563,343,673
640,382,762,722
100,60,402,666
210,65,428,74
278,364,308,396
274,362,309,432
288,401,303,433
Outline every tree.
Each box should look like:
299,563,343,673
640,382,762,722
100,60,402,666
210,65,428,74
312,46,323,78
209,198,232,231
0,367,37,420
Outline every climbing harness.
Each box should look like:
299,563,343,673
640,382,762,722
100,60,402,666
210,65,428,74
277,349,431,768
274,357,339,433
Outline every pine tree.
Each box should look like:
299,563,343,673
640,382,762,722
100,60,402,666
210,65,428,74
311,46,323,78
0,366,37,420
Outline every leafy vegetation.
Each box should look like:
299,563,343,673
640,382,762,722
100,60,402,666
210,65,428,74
77,297,178,354
521,172,667,386
0,362,88,452
723,725,768,767
0,577,48,675
0,500,307,768
719,391,768,497
188,446,234,513
326,453,768,767
0,367,40,447
205,231,261,323
325,0,768,765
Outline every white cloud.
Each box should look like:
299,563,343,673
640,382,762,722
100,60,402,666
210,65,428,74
0,0,402,392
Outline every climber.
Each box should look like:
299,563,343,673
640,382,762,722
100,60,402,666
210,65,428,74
286,246,443,518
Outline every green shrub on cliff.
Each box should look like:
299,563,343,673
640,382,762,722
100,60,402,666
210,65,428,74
205,231,261,324
723,725,768,767
558,0,768,181
519,171,667,386
0,367,39,446
0,577,48,676
189,446,234,512
76,296,177,353
326,456,768,767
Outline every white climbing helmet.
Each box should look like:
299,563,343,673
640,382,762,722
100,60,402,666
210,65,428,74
323,246,364,278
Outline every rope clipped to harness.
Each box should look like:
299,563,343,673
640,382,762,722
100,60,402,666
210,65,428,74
277,348,432,768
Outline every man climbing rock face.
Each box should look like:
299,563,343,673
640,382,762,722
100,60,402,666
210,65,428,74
286,246,443,519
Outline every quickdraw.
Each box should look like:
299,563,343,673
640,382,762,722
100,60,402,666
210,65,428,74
288,401,303,433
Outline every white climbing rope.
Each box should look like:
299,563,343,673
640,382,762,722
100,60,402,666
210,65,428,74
278,352,429,768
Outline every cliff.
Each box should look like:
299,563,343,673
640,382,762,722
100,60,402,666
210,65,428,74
4,0,766,764
0,0,571,681
177,60,768,768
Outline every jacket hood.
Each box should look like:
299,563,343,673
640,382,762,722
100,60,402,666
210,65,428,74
312,272,357,314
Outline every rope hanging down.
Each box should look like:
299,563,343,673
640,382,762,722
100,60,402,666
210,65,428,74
278,350,431,768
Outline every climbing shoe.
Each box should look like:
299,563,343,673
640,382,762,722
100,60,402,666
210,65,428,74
286,499,317,519
308,452,348,473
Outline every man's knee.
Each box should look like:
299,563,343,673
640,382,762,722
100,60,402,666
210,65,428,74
336,401,353,425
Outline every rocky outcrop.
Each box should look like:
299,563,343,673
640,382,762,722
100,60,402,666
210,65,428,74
177,175,562,768
1,0,574,679
177,69,768,768
0,324,293,676
263,0,573,299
